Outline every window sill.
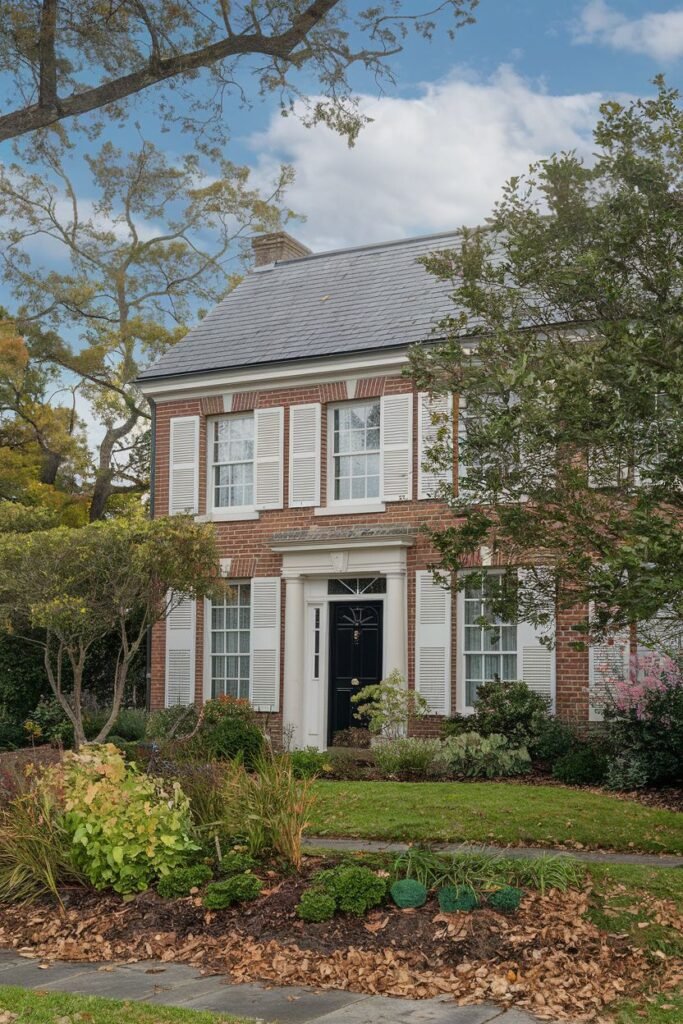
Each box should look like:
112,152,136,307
196,509,260,523
314,502,386,517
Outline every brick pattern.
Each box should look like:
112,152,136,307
151,374,591,742
357,376,387,398
233,391,259,412
200,396,224,416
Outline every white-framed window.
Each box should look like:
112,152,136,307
210,582,251,699
210,414,254,509
463,573,517,706
329,400,381,502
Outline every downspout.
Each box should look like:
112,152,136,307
145,397,157,712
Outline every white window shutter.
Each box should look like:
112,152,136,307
165,597,196,706
588,623,631,722
289,403,321,507
415,570,451,715
418,392,453,499
381,393,413,501
516,568,555,705
254,407,284,509
169,416,199,515
250,577,281,711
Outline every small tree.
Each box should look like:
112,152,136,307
0,516,222,748
351,670,429,740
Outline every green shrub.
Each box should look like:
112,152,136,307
373,738,443,776
552,745,607,785
296,889,336,922
57,745,197,894
488,886,523,913
0,781,84,904
27,697,73,747
290,748,332,779
183,697,265,767
440,732,531,778
157,864,213,899
0,706,24,751
110,708,148,742
605,752,650,791
218,850,257,876
468,680,551,745
203,872,262,910
146,704,199,741
315,865,387,916
390,878,428,909
437,884,478,913
532,717,577,763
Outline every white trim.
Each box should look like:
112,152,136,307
196,509,259,523
139,350,411,401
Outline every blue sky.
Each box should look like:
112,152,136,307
3,2,682,260
1,0,680,444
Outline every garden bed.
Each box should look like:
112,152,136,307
1,857,681,1023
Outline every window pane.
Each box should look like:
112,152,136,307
212,415,254,508
332,401,381,500
484,654,501,681
464,626,481,651
466,654,482,680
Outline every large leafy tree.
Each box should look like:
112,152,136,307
0,136,291,519
411,80,683,654
0,0,477,144
0,515,222,748
0,317,88,513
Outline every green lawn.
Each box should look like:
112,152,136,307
309,781,683,853
0,987,253,1024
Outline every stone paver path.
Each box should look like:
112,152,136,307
304,837,683,868
0,952,549,1024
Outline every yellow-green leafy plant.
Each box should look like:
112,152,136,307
56,745,198,894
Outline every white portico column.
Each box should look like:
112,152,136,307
384,570,407,683
281,572,305,747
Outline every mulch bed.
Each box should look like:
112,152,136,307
1,859,681,1023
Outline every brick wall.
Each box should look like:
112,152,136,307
151,374,592,739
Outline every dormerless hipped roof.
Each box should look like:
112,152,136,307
137,230,462,382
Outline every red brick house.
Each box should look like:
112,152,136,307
138,230,624,748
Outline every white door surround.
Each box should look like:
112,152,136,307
271,532,414,749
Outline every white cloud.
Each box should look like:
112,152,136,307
574,1,683,62
248,67,607,252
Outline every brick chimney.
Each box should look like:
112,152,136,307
251,231,312,268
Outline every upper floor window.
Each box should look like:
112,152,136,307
211,414,254,509
331,400,380,502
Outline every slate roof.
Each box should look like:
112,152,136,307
137,230,463,382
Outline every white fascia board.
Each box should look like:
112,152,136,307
137,350,412,401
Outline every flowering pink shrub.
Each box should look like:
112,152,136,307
610,652,679,720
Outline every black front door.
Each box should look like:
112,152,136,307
328,601,383,742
